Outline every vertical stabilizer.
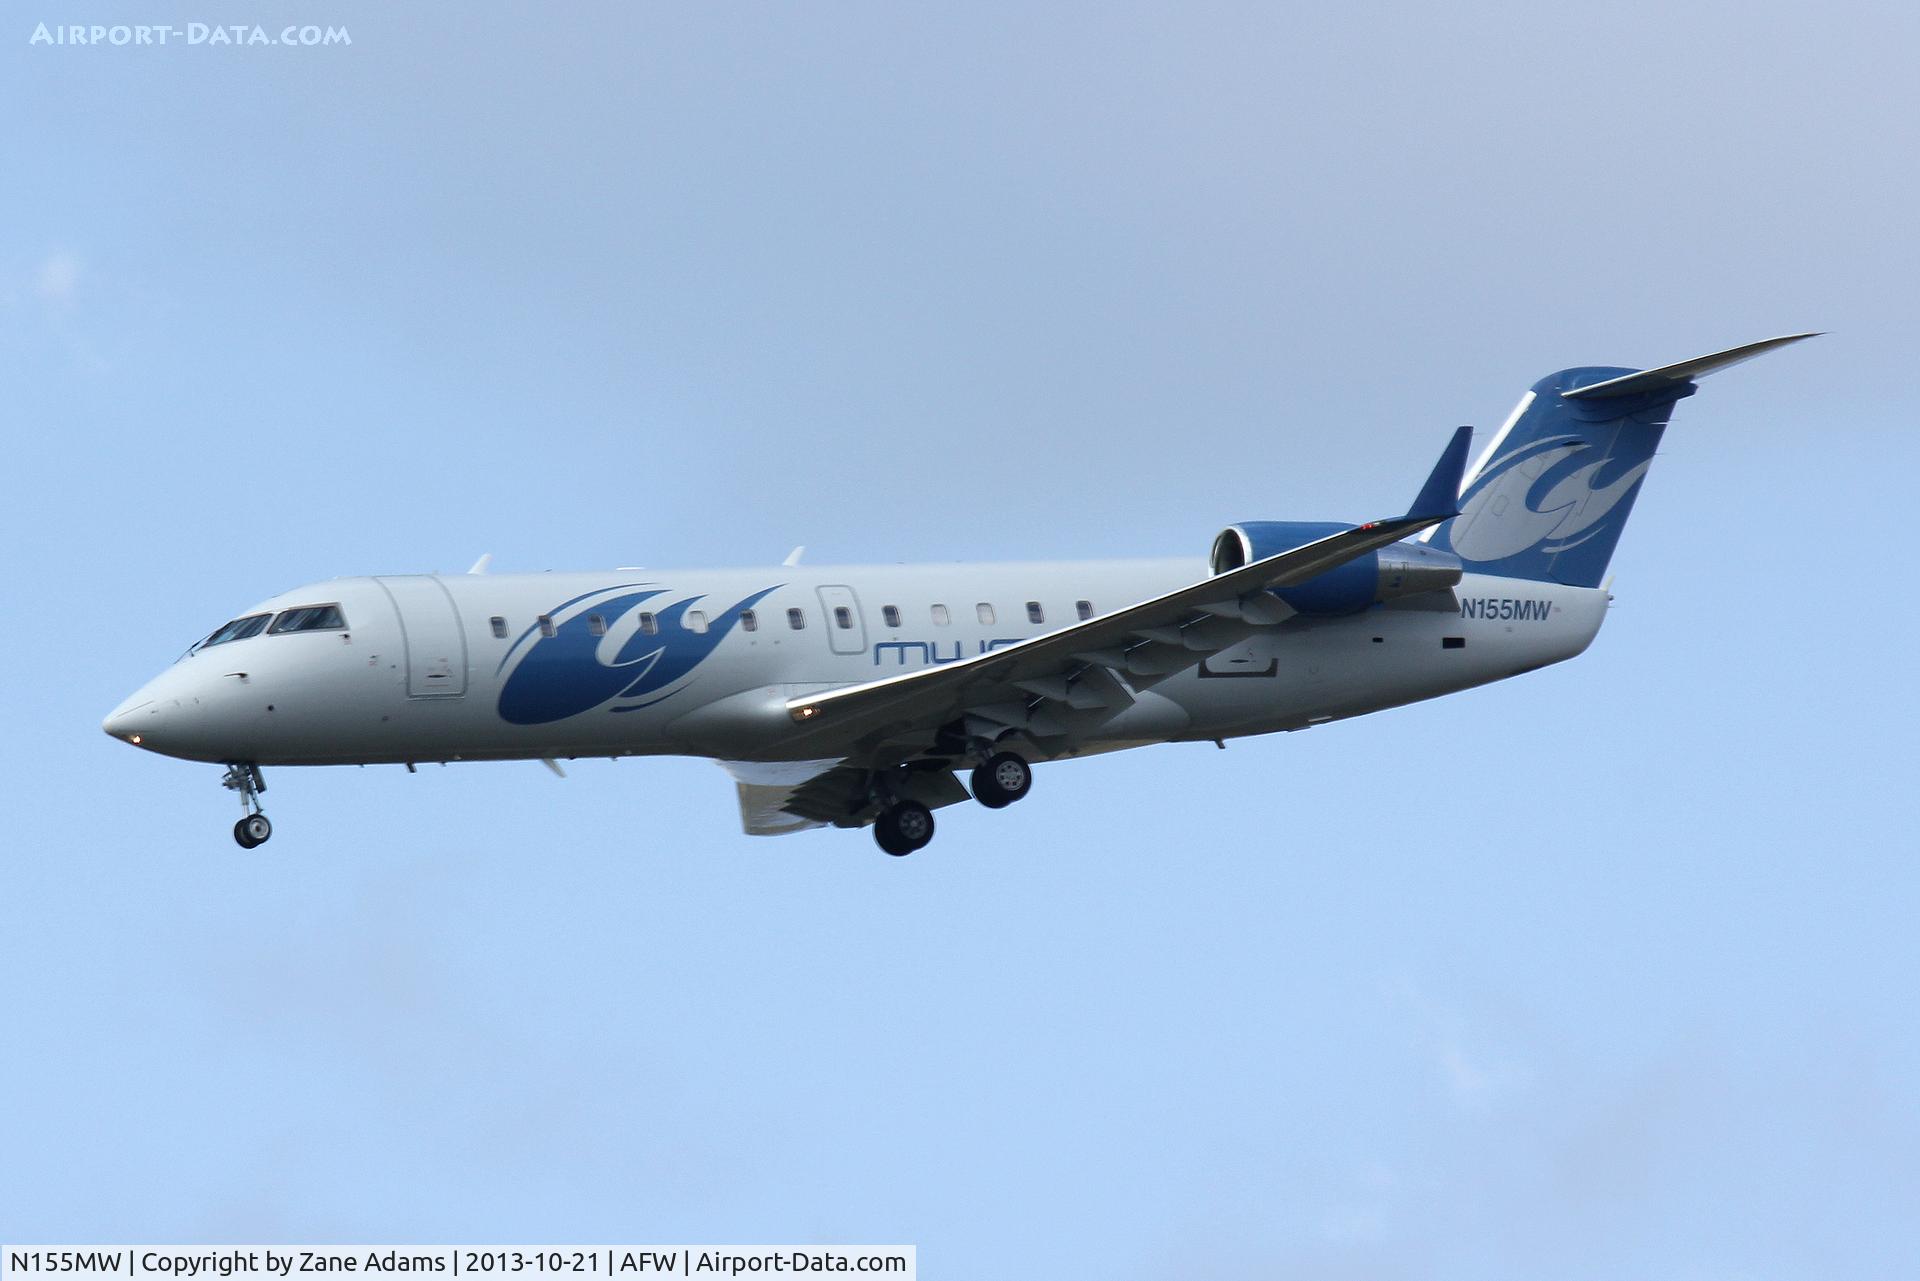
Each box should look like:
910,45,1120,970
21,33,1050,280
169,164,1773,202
1429,335,1814,587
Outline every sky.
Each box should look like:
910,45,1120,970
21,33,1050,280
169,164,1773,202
4,1,1918,1276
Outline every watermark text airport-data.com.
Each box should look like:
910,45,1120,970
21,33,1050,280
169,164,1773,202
29,22,350,47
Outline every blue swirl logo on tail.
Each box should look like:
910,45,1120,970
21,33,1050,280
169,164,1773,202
496,583,780,726
1450,434,1652,563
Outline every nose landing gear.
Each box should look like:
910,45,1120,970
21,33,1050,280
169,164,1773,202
222,763,272,848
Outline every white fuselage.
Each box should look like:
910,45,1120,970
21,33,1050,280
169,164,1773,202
103,559,1608,769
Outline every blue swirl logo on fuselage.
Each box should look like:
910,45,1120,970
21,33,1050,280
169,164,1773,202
496,583,781,726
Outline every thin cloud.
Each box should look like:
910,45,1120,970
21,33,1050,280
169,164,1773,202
35,250,81,308
1388,976,1532,1109
27,248,108,372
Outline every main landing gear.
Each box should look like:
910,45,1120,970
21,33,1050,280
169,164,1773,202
873,799,935,857
869,751,1034,857
222,762,272,848
970,751,1032,809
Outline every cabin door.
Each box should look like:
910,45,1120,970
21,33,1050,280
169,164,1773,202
376,576,469,697
815,584,868,656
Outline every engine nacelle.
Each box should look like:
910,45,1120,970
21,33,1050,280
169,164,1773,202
1209,520,1463,616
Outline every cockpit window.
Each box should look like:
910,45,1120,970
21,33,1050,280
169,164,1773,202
268,604,347,635
195,614,271,651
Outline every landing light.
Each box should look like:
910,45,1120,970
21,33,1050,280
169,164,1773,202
129,734,142,745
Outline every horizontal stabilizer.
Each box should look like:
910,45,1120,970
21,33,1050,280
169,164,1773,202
1561,333,1819,400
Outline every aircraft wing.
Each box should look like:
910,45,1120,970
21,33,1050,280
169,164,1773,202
717,758,847,835
772,427,1472,760
733,781,827,835
719,756,970,834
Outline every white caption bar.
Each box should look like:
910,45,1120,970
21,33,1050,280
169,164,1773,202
2,1249,914,1281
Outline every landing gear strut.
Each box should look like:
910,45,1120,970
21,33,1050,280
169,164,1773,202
970,751,1032,809
873,799,935,857
222,763,272,848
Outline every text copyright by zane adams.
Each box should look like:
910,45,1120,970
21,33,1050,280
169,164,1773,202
29,22,350,47
2,1251,913,1281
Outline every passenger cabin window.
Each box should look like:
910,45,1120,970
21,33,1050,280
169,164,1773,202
587,613,607,637
269,604,347,634
833,605,853,630
931,604,950,626
638,612,659,636
537,615,555,638
741,609,758,633
882,605,901,629
686,610,709,634
977,602,996,625
196,614,270,650
1076,599,1094,620
489,616,508,639
788,607,806,630
1026,601,1044,624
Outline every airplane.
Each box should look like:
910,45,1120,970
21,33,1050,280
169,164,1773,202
103,334,1814,855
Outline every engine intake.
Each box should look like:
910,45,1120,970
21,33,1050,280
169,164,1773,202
1209,520,1462,616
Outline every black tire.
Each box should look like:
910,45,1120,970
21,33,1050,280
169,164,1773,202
874,800,935,856
235,814,271,848
971,751,1032,809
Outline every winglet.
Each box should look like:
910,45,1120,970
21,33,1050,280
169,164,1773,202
1405,424,1473,521
1562,332,1820,400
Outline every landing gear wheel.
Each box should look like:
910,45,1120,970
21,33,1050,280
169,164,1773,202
221,763,270,847
971,751,1032,809
874,800,935,856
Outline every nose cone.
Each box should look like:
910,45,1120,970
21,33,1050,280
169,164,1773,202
105,661,270,762
101,672,202,760
103,693,162,748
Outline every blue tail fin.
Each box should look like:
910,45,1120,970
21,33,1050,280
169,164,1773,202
1428,334,1816,587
